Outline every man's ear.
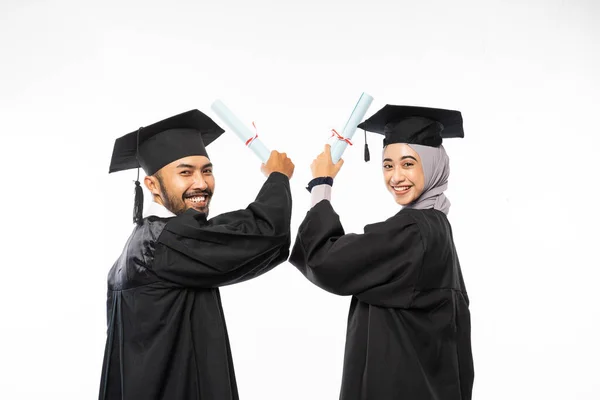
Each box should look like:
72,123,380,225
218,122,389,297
144,175,160,195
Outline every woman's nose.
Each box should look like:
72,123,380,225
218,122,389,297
392,168,405,183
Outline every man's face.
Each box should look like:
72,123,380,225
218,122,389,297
145,156,215,216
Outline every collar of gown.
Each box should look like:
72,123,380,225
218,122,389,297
143,201,176,218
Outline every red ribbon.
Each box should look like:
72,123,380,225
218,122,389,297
330,129,353,145
246,121,259,146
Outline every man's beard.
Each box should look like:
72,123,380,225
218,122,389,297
156,176,212,216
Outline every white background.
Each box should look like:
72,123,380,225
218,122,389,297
1,0,599,399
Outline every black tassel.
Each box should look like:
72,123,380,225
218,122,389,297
133,180,143,224
133,127,143,225
364,129,370,162
133,179,143,224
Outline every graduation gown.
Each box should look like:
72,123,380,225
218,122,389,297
99,172,292,400
289,200,473,400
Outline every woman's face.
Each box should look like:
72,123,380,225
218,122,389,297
382,143,425,205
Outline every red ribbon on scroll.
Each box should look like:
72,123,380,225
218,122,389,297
246,121,259,146
330,129,353,145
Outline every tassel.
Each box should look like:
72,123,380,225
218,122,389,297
133,168,143,225
363,129,370,162
133,127,144,225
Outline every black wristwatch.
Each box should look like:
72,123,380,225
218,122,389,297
306,176,334,192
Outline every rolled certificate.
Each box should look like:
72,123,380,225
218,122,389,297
211,99,271,163
330,92,374,163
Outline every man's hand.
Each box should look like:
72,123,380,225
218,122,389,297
311,144,344,179
261,150,295,179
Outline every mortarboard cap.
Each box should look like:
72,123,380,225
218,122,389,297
108,109,224,224
357,105,464,148
109,109,225,176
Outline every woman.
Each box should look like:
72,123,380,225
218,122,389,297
289,105,474,400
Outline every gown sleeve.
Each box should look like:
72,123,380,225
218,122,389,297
152,172,292,288
289,199,424,307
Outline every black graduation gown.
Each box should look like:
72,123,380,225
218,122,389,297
99,172,292,400
289,200,474,400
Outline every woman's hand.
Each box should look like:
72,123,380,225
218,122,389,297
311,144,344,179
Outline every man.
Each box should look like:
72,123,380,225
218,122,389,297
290,105,473,399
100,109,294,400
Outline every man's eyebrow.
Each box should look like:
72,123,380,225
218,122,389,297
175,162,213,169
175,163,196,169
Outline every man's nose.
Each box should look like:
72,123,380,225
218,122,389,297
191,172,208,190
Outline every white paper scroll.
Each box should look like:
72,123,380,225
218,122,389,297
211,99,271,163
329,92,374,163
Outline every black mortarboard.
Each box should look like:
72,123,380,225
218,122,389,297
108,109,224,224
357,105,463,157
109,109,224,175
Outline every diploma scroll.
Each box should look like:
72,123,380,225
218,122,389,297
330,92,374,163
211,99,271,163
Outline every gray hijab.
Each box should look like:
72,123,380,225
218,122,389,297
404,144,451,215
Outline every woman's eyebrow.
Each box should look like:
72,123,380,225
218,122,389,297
382,156,418,162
